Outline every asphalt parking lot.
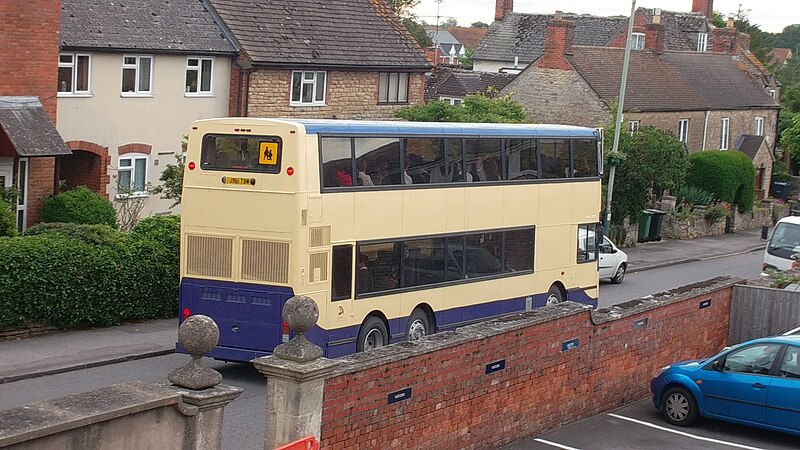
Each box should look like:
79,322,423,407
505,399,799,450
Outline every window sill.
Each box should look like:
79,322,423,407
120,93,154,98
115,193,150,200
377,102,410,106
185,93,215,98
289,102,327,107
58,92,93,98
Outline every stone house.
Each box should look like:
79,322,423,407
499,11,779,198
0,0,72,232
425,66,516,105
56,0,237,217
209,0,430,120
734,135,776,199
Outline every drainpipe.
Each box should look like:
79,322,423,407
702,110,710,151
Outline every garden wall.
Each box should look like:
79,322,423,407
319,277,738,449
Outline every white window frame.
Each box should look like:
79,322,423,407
121,55,153,96
185,57,214,96
697,33,708,52
58,53,91,96
290,71,326,106
439,96,463,106
629,120,640,135
378,73,409,104
720,117,730,150
768,89,776,98
117,153,149,197
678,119,689,143
16,158,29,233
755,117,764,136
631,33,646,50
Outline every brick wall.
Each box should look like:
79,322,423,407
0,0,61,227
502,68,610,126
245,70,425,120
624,109,779,153
320,277,737,449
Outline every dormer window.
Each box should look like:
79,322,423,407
697,33,708,52
631,33,645,50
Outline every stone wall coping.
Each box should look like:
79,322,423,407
252,355,340,382
159,383,244,413
325,276,744,378
0,381,179,447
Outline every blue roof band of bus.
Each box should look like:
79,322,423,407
288,119,599,138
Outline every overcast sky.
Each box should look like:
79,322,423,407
414,0,798,34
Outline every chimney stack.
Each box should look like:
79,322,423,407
535,11,575,70
495,0,514,21
691,0,713,18
713,14,739,53
645,10,665,54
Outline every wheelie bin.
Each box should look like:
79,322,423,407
637,210,653,243
647,209,667,242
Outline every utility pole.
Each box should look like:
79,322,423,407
603,0,636,236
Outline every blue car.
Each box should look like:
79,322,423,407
650,336,800,437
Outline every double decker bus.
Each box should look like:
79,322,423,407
178,118,602,361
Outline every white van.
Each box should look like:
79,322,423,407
763,216,800,272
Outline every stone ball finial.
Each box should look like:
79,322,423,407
274,295,323,363
169,315,222,390
282,295,319,334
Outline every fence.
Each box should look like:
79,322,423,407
729,284,800,344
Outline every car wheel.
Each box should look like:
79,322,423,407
611,263,627,284
546,284,564,306
405,308,432,342
661,387,699,427
356,316,389,352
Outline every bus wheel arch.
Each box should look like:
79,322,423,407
405,304,436,342
356,313,390,352
546,282,566,305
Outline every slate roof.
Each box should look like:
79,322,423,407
566,47,780,112
208,0,429,69
0,97,71,157
638,9,711,51
425,66,517,102
448,27,488,49
475,12,627,64
734,135,771,160
60,0,237,54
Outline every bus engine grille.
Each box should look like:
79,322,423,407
186,235,233,279
241,239,290,284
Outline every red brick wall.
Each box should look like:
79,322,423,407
535,20,575,71
0,0,61,227
320,278,735,449
64,141,111,198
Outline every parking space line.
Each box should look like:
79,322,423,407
607,414,768,450
533,438,580,450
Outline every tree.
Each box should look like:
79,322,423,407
152,154,185,208
384,0,419,16
471,21,489,28
403,17,433,47
782,114,800,164
441,18,458,28
383,0,431,48
395,92,527,123
604,126,688,224
459,47,475,69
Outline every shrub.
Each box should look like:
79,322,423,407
686,151,756,213
0,199,17,237
41,186,118,228
772,160,791,183
704,201,732,223
674,185,713,206
24,222,124,247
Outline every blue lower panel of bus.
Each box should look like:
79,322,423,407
178,278,597,361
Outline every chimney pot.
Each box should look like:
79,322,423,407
653,8,662,24
554,10,563,21
727,14,735,29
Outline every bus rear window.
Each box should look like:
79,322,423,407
201,134,282,173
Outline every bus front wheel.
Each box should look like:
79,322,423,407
546,284,564,305
405,308,432,342
357,316,389,352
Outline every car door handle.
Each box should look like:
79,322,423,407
752,382,767,389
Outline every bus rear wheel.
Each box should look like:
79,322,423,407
357,316,389,352
405,308,432,342
546,284,564,305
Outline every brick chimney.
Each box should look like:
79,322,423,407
692,0,712,18
535,11,574,70
645,10,665,54
712,14,738,53
495,0,513,21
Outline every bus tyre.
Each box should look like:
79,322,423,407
546,284,564,305
405,308,432,342
357,316,389,352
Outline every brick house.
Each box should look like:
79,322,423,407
500,12,780,198
57,0,237,217
0,0,72,231
208,0,430,120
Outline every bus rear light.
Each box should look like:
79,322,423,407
287,167,294,176
183,308,191,319
281,321,290,343
188,161,196,170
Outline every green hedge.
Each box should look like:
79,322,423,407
0,216,180,330
0,199,16,237
41,186,118,228
686,151,756,213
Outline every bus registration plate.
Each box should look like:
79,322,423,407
222,176,255,185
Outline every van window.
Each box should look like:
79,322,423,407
767,221,800,260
